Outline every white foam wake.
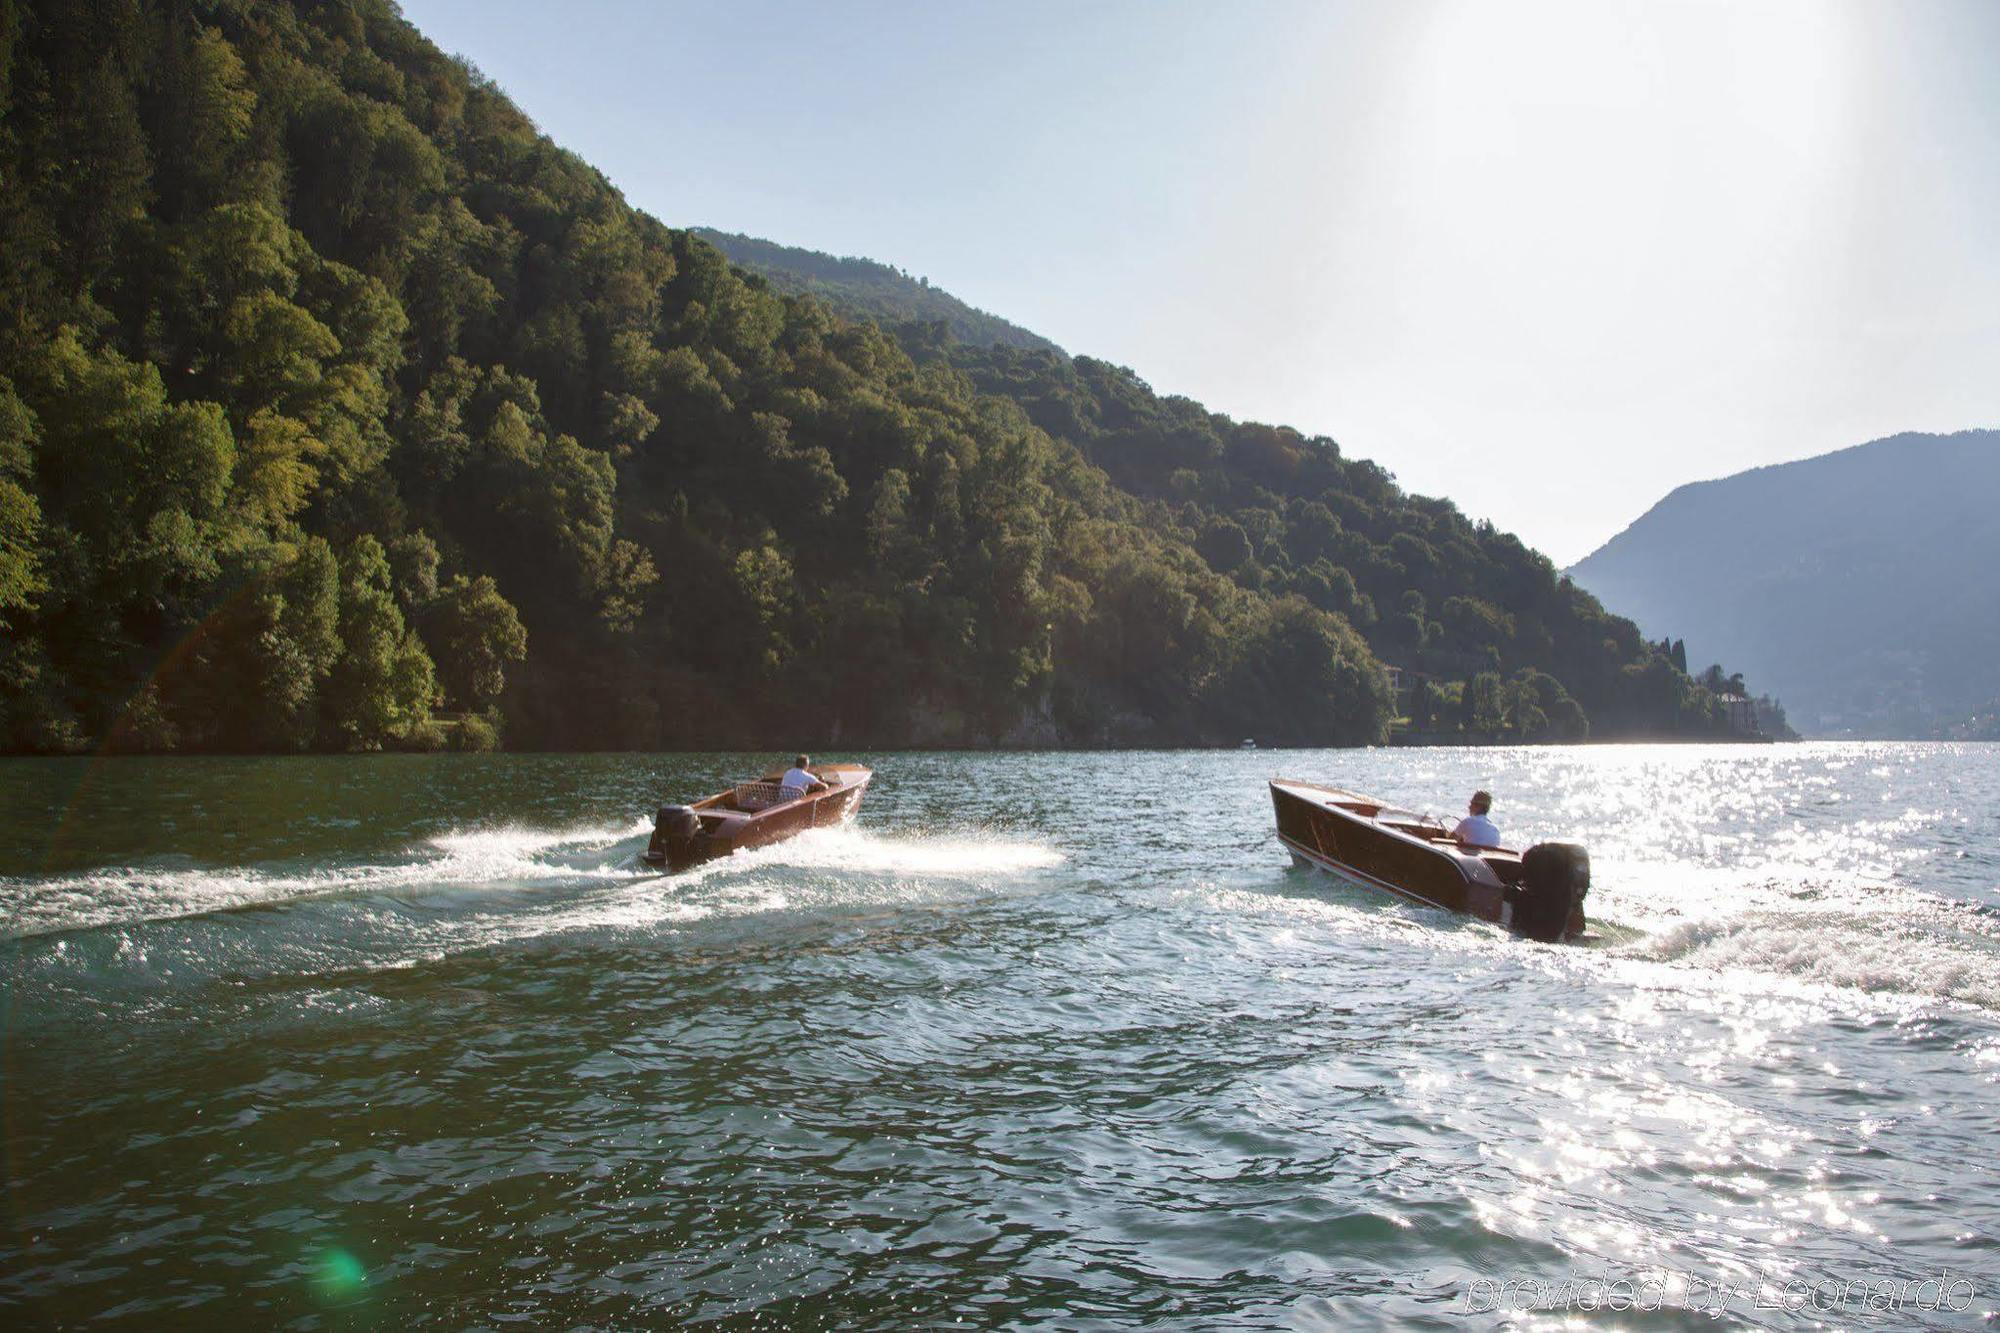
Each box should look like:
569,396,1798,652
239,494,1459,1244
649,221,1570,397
0,821,1066,943
1620,906,2000,1011
1591,856,2000,1011
0,817,652,940
416,825,1072,951
734,826,1067,877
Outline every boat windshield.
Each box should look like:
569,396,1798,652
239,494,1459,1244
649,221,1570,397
1379,807,1452,836
1284,783,1447,834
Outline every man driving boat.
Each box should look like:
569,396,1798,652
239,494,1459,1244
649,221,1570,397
1453,790,1500,849
780,754,828,799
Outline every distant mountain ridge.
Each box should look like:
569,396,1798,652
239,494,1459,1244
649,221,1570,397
1568,430,2000,737
694,229,1059,354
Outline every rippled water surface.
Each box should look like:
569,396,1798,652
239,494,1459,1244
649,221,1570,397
3,745,1997,1327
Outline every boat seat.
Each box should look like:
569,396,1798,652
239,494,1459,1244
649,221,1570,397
733,781,792,811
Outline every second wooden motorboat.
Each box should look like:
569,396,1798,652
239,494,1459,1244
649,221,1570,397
1270,779,1589,942
644,763,871,872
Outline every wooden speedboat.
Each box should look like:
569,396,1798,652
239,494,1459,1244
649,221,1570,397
1269,779,1588,942
644,763,871,871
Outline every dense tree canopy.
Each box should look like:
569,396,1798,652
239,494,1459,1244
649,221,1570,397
0,0,1749,752
888,341,1754,741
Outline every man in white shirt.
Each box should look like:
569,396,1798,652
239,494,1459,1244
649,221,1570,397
780,754,827,799
1453,790,1501,849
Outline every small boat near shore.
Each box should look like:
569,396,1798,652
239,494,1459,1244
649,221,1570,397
644,763,871,871
1269,779,1589,942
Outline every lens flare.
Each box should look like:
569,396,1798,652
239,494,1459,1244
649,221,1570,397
308,1245,368,1303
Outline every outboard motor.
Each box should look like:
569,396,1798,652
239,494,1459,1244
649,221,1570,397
1513,842,1590,942
646,805,705,870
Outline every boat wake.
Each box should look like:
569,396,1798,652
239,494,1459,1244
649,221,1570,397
605,825,1069,926
721,826,1068,879
0,817,654,941
1223,851,2000,1014
1619,904,2000,1011
1597,866,2000,1012
0,822,1065,945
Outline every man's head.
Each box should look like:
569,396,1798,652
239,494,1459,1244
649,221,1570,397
1469,790,1492,816
795,754,811,770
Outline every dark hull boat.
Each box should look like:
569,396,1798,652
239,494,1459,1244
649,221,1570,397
645,763,871,872
1269,779,1589,942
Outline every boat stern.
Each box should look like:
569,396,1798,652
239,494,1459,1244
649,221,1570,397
644,804,707,871
1512,842,1590,942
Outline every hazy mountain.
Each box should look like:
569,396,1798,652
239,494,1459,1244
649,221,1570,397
694,229,1059,354
1568,430,2000,737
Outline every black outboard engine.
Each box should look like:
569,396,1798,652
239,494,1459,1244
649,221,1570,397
646,805,705,870
1512,842,1590,942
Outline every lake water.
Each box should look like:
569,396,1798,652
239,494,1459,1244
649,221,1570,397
2,744,1996,1327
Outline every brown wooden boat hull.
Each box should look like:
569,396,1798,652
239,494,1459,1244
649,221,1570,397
1270,779,1587,941
645,766,871,872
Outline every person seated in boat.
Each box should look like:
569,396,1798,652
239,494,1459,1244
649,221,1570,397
779,754,828,800
1452,790,1501,849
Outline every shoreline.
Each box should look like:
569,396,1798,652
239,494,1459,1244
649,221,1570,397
47,737,1998,765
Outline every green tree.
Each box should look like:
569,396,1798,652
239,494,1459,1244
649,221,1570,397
1216,595,1391,744
1466,671,1505,735
1196,516,1252,573
732,543,796,674
426,573,526,709
0,377,44,614
321,535,436,749
175,537,340,750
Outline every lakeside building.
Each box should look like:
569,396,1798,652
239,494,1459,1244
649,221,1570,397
1716,693,1760,736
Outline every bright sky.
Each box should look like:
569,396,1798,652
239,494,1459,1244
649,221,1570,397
401,0,2000,564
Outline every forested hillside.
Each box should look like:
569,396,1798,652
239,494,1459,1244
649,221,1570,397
0,0,1744,753
1570,430,2000,737
696,230,1056,354
919,340,1744,740
693,233,1760,743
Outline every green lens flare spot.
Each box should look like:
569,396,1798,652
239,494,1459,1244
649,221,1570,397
308,1246,368,1303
